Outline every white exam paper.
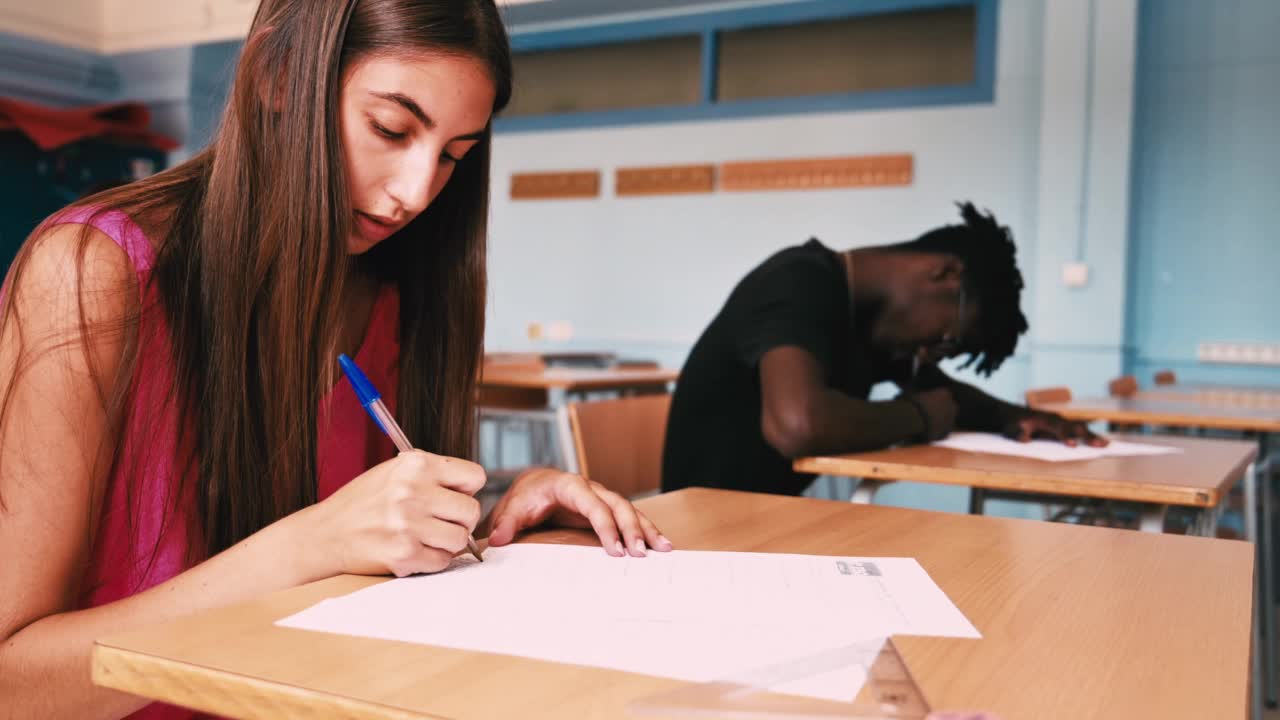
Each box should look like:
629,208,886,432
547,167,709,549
934,432,1184,463
276,544,979,703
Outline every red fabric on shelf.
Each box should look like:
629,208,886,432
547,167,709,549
0,97,179,152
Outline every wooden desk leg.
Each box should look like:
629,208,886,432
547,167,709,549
555,411,578,473
1246,459,1260,546
1260,443,1277,707
968,488,987,515
1257,588,1266,720
1138,505,1167,533
549,389,579,474
1242,459,1268,714
851,479,887,504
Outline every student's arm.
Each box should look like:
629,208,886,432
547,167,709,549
757,345,941,458
0,226,336,719
0,226,487,719
911,363,1104,446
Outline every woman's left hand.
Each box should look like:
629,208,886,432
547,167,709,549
485,468,672,557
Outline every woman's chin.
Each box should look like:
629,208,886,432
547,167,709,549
346,233,376,255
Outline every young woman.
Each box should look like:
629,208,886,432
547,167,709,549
0,2,669,717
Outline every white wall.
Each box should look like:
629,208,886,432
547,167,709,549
488,0,1047,406
487,0,1145,514
112,45,193,149
1029,0,1137,391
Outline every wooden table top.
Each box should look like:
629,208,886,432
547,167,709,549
479,366,679,391
794,434,1258,507
92,488,1253,720
1156,383,1280,393
1038,396,1280,433
1137,387,1280,412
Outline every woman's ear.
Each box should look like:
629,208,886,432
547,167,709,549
241,25,290,112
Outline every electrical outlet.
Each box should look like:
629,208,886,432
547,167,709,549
1198,342,1280,366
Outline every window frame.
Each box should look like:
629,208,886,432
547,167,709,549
495,0,999,133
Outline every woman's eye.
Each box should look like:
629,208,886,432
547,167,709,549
371,121,406,141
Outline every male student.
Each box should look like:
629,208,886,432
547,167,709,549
662,202,1103,496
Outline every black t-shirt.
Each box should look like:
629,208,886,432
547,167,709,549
662,239,874,496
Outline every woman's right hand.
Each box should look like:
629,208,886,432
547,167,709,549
304,450,485,577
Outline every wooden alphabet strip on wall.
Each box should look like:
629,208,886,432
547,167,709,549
510,170,601,200
719,154,914,192
615,164,716,197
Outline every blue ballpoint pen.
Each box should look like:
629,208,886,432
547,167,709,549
338,353,484,562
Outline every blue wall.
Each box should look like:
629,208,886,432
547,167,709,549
1125,0,1280,387
187,40,240,155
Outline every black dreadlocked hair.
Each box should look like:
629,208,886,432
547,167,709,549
896,202,1028,376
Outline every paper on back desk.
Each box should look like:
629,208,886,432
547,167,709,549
276,544,979,702
934,432,1184,463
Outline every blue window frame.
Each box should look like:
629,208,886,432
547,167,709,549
496,0,999,133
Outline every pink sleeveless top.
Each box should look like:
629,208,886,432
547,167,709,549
46,208,400,720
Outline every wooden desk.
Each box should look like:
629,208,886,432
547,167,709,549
1137,387,1280,412
478,367,678,473
1033,398,1277,540
1150,383,1280,394
1037,395,1278,709
1036,396,1280,434
93,488,1253,720
794,434,1257,535
480,366,678,400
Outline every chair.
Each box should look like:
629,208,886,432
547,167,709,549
1108,375,1139,398
1154,370,1177,386
1024,386,1072,407
568,393,672,499
1105,376,1143,433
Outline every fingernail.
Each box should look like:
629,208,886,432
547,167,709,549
631,539,647,557
613,540,625,557
658,535,673,550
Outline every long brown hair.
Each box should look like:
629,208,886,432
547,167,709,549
0,0,512,569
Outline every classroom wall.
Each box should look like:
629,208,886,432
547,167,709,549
487,0,1045,406
1124,0,1280,387
143,0,1147,409
185,40,240,159
488,0,1033,514
1027,0,1137,393
0,31,180,272
485,0,1144,515
488,0,1144,401
19,1,1274,516
112,45,192,149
